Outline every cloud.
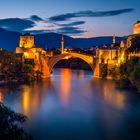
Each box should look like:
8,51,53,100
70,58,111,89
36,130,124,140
49,8,134,21
55,21,86,35
30,15,44,21
0,18,35,32
57,26,86,35
0,17,86,36
25,30,49,34
57,21,86,26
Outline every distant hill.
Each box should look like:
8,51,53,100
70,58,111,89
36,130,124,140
0,28,21,51
0,28,124,51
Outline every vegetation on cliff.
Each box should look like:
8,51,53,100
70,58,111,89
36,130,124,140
127,35,140,52
0,49,42,83
117,36,140,91
99,63,107,78
118,57,140,91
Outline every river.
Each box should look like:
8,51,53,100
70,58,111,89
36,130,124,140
0,68,140,140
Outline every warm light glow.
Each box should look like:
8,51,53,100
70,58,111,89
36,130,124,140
133,22,140,34
103,81,125,109
24,52,28,58
0,90,4,102
22,88,30,115
118,51,125,64
20,35,34,48
65,56,69,59
21,85,41,116
60,69,71,106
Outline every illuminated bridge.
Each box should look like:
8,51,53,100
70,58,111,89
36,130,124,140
45,52,99,77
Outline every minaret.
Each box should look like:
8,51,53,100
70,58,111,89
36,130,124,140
113,34,116,45
61,34,64,54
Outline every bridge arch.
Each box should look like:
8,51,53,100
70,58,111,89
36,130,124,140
47,53,94,73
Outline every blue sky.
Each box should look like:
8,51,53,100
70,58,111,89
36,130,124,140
0,0,139,37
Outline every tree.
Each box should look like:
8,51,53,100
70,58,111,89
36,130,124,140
130,61,140,91
22,64,35,81
127,35,140,53
0,103,32,140
100,63,107,78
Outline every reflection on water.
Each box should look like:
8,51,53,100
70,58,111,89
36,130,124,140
0,68,140,140
101,79,125,109
89,78,127,109
0,89,4,102
22,86,30,115
60,69,71,106
20,79,55,117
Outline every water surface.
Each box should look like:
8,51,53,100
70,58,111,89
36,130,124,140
0,68,140,140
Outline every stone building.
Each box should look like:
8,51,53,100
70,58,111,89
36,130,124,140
127,21,140,48
133,21,140,34
95,35,126,79
16,34,50,78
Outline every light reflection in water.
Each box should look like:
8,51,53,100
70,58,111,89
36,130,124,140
90,78,126,109
102,81,125,109
78,70,85,79
1,69,140,140
22,86,30,115
21,79,54,117
60,69,71,106
0,89,4,102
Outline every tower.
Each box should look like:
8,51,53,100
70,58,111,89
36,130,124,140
133,21,140,34
113,34,116,45
61,35,64,54
19,34,34,48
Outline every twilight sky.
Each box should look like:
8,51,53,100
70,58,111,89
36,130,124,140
0,0,139,37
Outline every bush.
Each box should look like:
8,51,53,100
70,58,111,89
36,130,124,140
0,103,32,140
100,63,107,78
118,57,140,92
130,61,140,92
22,64,35,82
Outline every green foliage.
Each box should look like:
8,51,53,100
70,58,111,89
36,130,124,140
0,49,42,83
119,57,140,92
0,50,22,80
127,35,140,53
22,64,35,82
130,61,140,91
100,63,107,78
0,103,32,140
35,70,42,80
109,66,120,79
126,57,139,74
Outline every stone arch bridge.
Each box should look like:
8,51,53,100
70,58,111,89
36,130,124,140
41,52,99,78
